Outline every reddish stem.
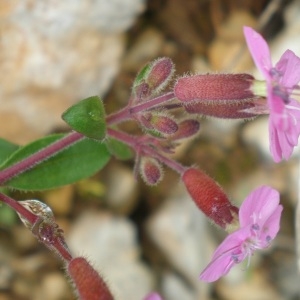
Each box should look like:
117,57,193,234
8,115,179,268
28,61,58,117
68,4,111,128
0,131,84,185
107,128,186,174
106,92,175,125
0,192,38,224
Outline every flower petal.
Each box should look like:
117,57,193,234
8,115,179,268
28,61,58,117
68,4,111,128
144,292,163,300
243,27,272,79
269,120,284,163
200,227,250,282
269,101,300,162
276,50,300,88
239,186,280,227
260,205,283,244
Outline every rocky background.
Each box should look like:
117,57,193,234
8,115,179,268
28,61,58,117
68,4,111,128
0,0,300,299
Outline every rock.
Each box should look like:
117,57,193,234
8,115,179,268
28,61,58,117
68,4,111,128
146,185,211,300
0,262,13,290
0,0,145,144
208,10,256,71
12,225,37,252
122,28,165,72
104,163,139,215
269,0,300,63
33,272,73,300
160,271,198,300
216,270,281,300
44,185,74,216
67,211,155,300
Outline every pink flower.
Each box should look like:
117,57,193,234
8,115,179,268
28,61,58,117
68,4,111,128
200,186,282,282
243,26,300,162
144,292,163,300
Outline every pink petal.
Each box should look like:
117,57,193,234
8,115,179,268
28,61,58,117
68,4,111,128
269,106,300,162
239,186,280,227
243,27,272,79
144,292,163,300
268,91,285,116
260,205,283,243
269,121,284,163
275,50,300,88
200,227,249,282
286,100,300,143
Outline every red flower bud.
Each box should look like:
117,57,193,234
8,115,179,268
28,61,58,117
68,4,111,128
67,257,114,300
132,57,175,102
174,74,255,102
140,156,163,185
171,119,200,140
147,57,175,94
139,112,178,135
182,168,238,229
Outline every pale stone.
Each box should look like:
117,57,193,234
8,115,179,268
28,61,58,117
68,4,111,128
122,28,165,72
161,272,196,300
0,0,145,144
33,272,72,300
104,164,139,214
146,185,210,299
67,211,154,300
208,10,257,72
44,185,74,215
217,271,281,300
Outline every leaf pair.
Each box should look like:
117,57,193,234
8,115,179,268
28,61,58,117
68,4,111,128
0,96,132,191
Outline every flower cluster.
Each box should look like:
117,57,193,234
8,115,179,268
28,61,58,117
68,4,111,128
1,23,297,299
178,27,297,283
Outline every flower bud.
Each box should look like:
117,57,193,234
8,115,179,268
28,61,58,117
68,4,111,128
140,156,163,185
146,57,175,94
67,257,114,300
182,168,238,229
174,73,255,102
134,82,151,101
139,112,178,135
132,57,175,102
171,119,200,140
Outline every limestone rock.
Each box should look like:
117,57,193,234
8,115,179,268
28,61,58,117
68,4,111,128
0,0,145,144
67,211,154,300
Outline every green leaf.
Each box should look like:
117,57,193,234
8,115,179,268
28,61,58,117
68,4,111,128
105,138,133,160
62,96,107,140
1,134,111,191
133,63,151,87
0,139,19,165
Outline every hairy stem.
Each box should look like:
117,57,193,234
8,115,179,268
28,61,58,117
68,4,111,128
107,127,186,174
0,192,38,224
106,92,176,125
0,131,84,185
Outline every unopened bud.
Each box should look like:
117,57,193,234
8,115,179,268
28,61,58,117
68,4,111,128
134,82,151,101
139,112,178,135
67,257,114,300
132,58,175,102
171,119,200,140
140,156,163,186
174,73,254,102
146,57,175,94
182,168,238,229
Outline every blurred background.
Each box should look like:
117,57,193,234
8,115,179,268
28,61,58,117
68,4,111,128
0,0,300,299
